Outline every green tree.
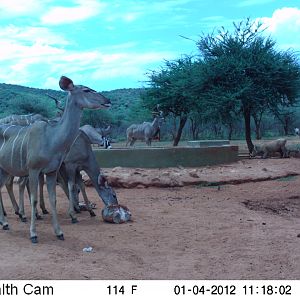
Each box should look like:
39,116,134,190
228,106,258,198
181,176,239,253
197,18,300,151
81,109,113,128
143,56,201,146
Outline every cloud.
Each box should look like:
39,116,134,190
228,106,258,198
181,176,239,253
41,0,106,25
0,26,176,90
90,51,176,81
0,25,69,47
104,0,198,24
258,7,300,51
237,0,275,7
0,0,44,17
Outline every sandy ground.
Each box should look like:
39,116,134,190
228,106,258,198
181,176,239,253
1,158,300,280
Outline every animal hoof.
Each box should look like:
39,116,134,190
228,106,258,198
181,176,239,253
36,214,43,220
21,217,27,223
90,211,96,217
15,211,21,217
71,218,78,224
3,224,9,230
30,236,38,243
42,209,49,215
57,234,64,241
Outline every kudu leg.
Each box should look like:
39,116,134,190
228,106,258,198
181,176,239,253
5,176,20,217
66,170,79,223
18,177,28,222
57,167,81,215
129,139,136,146
39,174,49,214
76,172,96,217
46,172,64,240
0,170,10,230
0,190,9,230
23,175,43,220
29,170,40,243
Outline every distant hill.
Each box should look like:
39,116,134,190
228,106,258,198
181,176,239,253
0,83,146,128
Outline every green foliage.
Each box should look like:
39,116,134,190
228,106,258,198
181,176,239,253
0,18,299,145
0,83,146,140
0,83,65,118
143,56,200,116
195,18,300,150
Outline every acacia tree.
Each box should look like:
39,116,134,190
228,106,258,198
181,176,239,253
272,106,297,135
143,56,202,146
197,18,300,152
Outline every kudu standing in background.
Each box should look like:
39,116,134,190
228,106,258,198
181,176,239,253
0,76,111,243
126,110,164,146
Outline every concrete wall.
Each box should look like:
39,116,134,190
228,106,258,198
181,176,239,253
93,145,239,168
187,140,230,147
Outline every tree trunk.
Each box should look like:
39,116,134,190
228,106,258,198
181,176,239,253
244,108,254,153
254,120,261,140
171,115,177,140
252,113,262,140
190,117,200,140
283,117,289,136
173,116,187,146
227,122,233,140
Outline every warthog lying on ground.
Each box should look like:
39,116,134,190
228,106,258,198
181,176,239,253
250,138,288,159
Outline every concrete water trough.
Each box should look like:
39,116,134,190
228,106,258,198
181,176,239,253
187,140,230,147
93,145,239,168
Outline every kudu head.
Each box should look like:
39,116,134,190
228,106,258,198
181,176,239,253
97,174,119,206
95,125,111,137
79,125,104,147
59,76,111,110
152,109,165,126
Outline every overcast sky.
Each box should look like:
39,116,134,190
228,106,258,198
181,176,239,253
0,0,299,91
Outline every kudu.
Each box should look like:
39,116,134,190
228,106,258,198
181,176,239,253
3,108,116,223
0,76,111,243
126,111,164,146
0,99,64,219
2,129,97,222
36,124,118,223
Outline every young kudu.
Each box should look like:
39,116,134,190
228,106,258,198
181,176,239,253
0,76,111,243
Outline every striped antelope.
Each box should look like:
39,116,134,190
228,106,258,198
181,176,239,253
126,111,164,147
0,114,48,126
6,124,118,223
0,76,111,243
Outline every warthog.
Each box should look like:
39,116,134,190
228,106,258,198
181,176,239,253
250,138,288,159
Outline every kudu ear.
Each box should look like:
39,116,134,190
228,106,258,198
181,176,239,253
59,76,74,91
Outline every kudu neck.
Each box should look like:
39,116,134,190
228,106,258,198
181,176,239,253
55,94,82,146
151,117,160,130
